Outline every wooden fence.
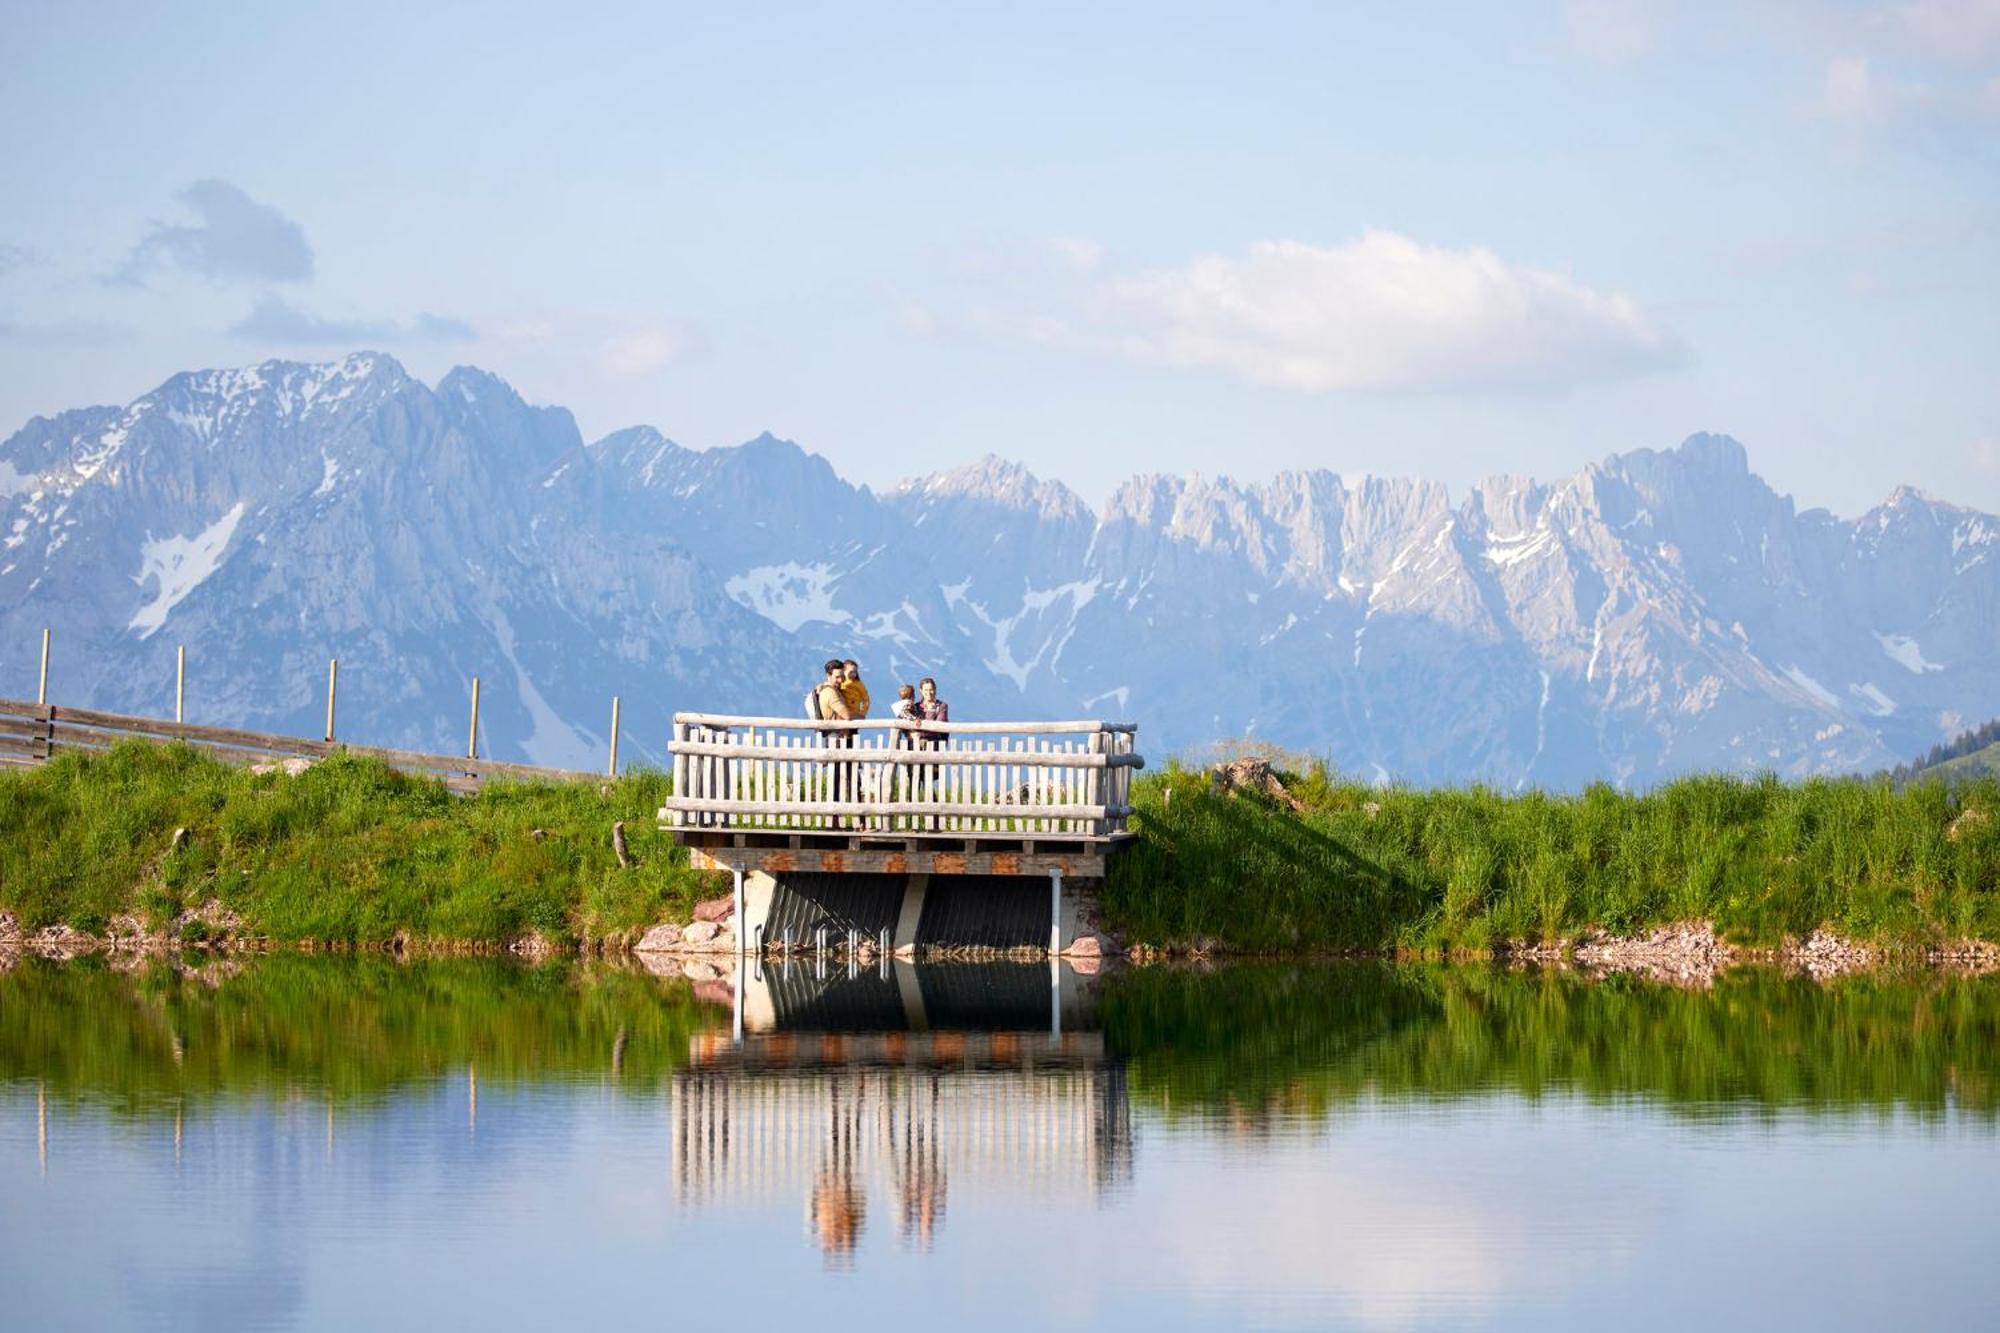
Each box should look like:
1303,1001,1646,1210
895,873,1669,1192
0,697,601,793
663,713,1142,839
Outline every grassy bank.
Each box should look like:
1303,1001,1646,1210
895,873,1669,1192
0,742,707,946
2,741,1997,953
1105,759,2000,953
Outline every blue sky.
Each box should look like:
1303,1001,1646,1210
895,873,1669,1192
2,0,1996,514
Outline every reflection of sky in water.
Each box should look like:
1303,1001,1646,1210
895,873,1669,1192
4,1076,1998,1332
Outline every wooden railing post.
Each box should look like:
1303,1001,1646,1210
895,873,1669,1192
324,659,338,743
175,645,186,724
671,719,686,826
467,676,481,760
37,628,50,706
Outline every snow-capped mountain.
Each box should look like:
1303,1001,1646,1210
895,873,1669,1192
0,355,797,767
3,354,1995,784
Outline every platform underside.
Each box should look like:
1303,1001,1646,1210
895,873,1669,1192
673,827,1130,878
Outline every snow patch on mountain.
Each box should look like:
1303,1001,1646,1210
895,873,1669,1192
489,606,596,769
1850,682,1897,717
1874,632,1944,674
1781,665,1841,711
128,502,246,638
725,562,844,632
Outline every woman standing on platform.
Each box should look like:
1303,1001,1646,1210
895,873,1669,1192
915,677,949,828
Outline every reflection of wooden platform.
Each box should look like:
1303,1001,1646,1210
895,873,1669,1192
689,1029,1106,1070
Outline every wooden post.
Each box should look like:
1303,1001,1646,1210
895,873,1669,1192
37,628,50,706
671,719,686,827
324,658,338,742
607,695,621,778
175,645,186,724
467,676,481,759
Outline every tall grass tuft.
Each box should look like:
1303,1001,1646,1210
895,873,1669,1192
1104,759,2000,954
0,741,715,945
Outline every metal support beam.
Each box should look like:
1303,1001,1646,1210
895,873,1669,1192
731,864,745,959
731,951,744,1044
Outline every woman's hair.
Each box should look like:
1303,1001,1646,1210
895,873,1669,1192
898,684,915,699
919,677,937,690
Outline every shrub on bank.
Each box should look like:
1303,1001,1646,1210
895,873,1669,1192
1104,761,2000,954
4,742,1997,954
0,741,708,945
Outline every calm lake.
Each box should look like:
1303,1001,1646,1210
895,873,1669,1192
3,955,1997,1331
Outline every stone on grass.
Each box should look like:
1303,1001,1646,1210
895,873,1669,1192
635,923,683,954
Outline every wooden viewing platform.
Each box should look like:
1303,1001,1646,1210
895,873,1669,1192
661,713,1143,880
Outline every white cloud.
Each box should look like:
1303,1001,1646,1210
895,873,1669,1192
1045,232,1686,394
1812,56,1898,129
1564,0,1664,63
110,180,314,286
228,295,474,345
1883,0,2000,63
894,297,940,337
600,326,687,378
1049,237,1104,273
1972,437,2000,472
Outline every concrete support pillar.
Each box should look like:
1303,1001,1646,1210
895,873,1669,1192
891,873,929,957
1049,866,1064,957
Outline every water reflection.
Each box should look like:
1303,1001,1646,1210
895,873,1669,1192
677,960,1131,1260
3,956,1999,1328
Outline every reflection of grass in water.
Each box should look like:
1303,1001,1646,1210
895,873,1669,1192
0,954,721,1115
1098,962,2000,1124
6,955,1996,1128
0,741,713,943
1107,762,2000,952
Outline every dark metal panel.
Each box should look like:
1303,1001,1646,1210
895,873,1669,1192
764,871,905,948
914,875,1052,952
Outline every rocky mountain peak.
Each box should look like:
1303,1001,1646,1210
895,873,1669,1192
893,453,1090,524
4,354,1995,787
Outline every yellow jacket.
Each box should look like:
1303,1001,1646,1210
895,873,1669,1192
840,678,871,718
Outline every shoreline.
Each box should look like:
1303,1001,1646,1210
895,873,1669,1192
4,744,1997,973
6,908,1995,982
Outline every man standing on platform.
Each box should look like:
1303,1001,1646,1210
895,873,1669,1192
815,659,856,820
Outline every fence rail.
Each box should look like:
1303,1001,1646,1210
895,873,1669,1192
0,696,601,792
663,714,1143,839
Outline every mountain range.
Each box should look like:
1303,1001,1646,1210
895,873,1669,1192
3,353,1995,786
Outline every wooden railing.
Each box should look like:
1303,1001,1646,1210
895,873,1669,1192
0,697,601,793
663,713,1142,839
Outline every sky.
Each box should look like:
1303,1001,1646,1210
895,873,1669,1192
1,0,1996,516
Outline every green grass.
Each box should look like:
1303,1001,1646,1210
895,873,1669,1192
0,741,716,946
1104,760,2000,954
4,742,1998,954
